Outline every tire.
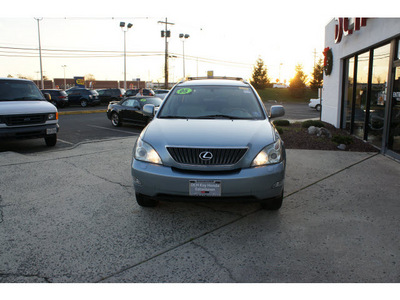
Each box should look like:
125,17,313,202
111,112,121,127
80,99,88,107
136,193,159,207
45,134,57,147
260,191,283,210
316,104,321,112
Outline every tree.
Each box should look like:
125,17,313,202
250,57,271,89
309,58,324,90
289,64,308,97
289,64,307,89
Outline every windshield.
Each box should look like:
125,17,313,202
0,80,45,101
158,85,265,120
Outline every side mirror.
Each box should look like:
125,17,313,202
44,93,51,101
269,105,285,119
143,104,155,117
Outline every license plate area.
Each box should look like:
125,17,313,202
189,180,221,197
46,128,57,135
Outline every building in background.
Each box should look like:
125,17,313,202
322,18,400,160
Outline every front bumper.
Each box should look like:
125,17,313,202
131,160,285,201
0,123,59,139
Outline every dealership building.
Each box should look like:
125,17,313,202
322,18,400,160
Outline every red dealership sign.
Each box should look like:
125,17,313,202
335,18,367,44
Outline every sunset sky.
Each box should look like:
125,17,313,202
0,0,394,84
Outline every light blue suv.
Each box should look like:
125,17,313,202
131,77,286,209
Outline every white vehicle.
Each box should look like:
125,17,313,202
309,98,321,111
0,78,59,146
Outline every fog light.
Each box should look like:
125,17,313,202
271,180,283,189
133,177,142,186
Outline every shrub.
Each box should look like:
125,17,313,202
301,120,325,128
332,134,353,145
273,119,290,126
275,126,283,134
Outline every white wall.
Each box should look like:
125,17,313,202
322,18,400,127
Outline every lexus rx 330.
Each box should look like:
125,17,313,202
131,77,286,210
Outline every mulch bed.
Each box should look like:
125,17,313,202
276,122,379,152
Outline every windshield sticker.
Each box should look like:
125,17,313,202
176,88,193,95
140,98,147,102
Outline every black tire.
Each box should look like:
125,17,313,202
45,134,57,147
260,191,283,210
80,99,88,107
111,112,121,127
136,193,159,207
316,104,321,112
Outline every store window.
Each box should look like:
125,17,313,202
367,44,391,147
388,65,400,154
354,52,370,139
397,39,400,59
344,58,355,131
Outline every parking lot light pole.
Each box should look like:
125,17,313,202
62,65,67,90
35,17,44,89
179,33,190,78
120,22,133,90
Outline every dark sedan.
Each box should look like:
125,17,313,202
107,96,162,127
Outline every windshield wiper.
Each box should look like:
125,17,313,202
195,114,243,119
159,115,190,119
12,97,44,101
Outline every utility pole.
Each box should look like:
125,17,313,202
158,18,174,89
313,48,317,68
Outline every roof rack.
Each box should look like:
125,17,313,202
186,76,244,81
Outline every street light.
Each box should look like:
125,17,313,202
120,22,133,90
62,65,67,90
179,33,190,78
34,17,44,89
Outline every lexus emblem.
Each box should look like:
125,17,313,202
199,151,213,161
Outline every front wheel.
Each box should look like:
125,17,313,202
260,191,283,210
111,112,121,127
136,193,159,207
45,134,57,147
80,99,88,107
315,104,321,111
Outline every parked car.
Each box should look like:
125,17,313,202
131,77,286,209
0,78,59,146
107,96,162,127
125,88,155,97
97,88,126,104
154,89,170,99
65,88,100,107
309,98,321,111
41,89,69,108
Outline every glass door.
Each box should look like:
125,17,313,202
388,65,400,154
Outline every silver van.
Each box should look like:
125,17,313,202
131,77,285,209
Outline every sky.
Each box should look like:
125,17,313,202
0,0,396,85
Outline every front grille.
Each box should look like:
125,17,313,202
167,147,247,165
3,114,47,126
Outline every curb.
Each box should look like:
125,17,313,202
59,109,107,116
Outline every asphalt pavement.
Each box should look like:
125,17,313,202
1,135,399,283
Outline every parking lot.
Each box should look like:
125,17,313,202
1,134,400,283
2,102,399,284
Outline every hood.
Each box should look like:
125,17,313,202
142,118,276,163
0,100,57,115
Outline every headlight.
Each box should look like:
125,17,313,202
48,113,58,120
251,139,283,167
134,137,162,165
